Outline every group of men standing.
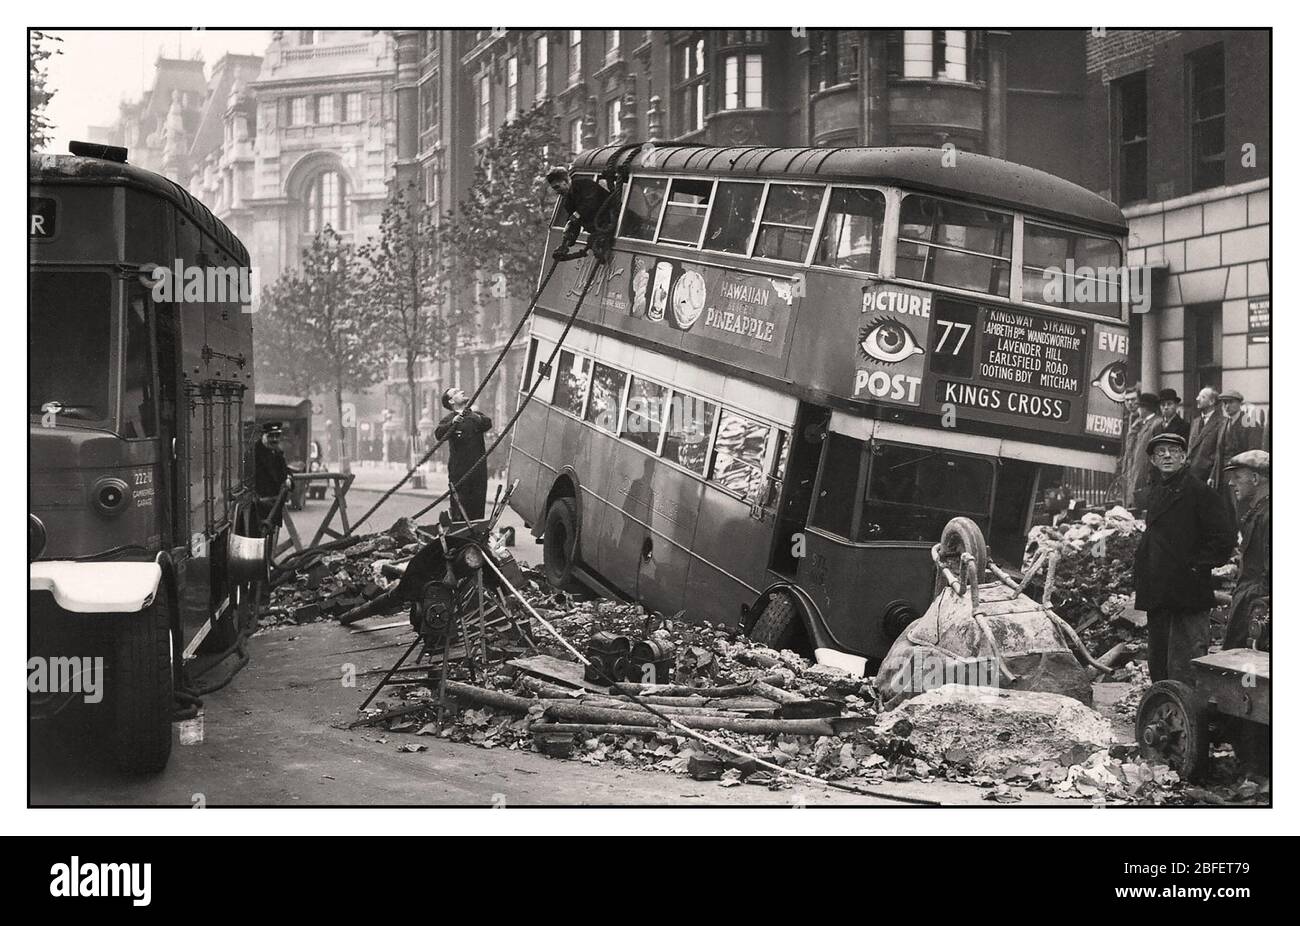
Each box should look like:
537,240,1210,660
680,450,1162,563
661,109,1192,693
1116,385,1265,518
1125,386,1271,684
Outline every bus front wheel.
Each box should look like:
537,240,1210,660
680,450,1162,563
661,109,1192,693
109,588,174,775
543,497,580,589
749,591,809,656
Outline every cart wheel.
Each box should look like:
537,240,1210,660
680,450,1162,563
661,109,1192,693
939,517,988,581
1136,680,1210,781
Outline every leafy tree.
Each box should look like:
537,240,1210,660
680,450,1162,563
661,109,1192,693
441,101,571,308
255,227,384,465
357,182,460,462
29,31,63,153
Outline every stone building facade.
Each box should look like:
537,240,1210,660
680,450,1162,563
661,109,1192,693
1083,29,1270,415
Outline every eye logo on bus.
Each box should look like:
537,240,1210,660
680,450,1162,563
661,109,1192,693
1091,360,1129,403
859,318,924,365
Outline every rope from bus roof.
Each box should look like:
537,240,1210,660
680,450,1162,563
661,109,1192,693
407,257,603,523
349,248,562,533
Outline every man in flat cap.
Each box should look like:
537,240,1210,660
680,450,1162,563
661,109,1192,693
1156,388,1190,441
1222,450,1271,650
1134,432,1236,684
254,421,294,528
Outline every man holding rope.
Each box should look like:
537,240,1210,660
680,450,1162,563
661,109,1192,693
435,387,493,521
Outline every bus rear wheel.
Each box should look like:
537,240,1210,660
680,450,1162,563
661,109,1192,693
109,586,175,775
749,591,808,656
543,497,580,590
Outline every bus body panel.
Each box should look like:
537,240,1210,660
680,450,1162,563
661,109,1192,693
796,531,934,658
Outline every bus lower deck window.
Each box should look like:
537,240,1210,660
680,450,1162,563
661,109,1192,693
622,377,668,451
552,350,592,417
662,394,715,474
584,362,627,432
860,445,994,542
710,409,772,501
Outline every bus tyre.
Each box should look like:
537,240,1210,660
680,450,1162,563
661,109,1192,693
110,590,174,775
939,517,988,582
750,592,802,653
543,497,580,589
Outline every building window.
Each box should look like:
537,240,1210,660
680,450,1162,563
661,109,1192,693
506,56,519,120
477,73,491,139
674,39,707,135
299,30,315,45
606,97,622,144
419,80,437,132
1113,71,1148,204
568,30,582,84
535,35,549,101
316,94,334,124
343,91,363,122
289,96,309,126
814,30,859,90
901,30,968,80
569,117,584,154
723,53,762,109
1188,44,1226,191
424,162,440,208
605,29,620,62
304,170,347,233
1186,303,1223,395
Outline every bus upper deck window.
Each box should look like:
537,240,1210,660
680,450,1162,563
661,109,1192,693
551,350,592,417
815,188,885,273
753,184,823,263
619,177,667,240
1021,222,1123,318
662,392,716,475
896,195,1012,297
657,178,713,246
701,181,763,254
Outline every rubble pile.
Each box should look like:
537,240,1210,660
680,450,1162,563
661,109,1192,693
1024,508,1146,653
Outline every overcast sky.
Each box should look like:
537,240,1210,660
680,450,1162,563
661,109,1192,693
40,29,273,154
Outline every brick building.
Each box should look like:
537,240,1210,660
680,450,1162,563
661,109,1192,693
390,28,1094,466
1083,29,1270,415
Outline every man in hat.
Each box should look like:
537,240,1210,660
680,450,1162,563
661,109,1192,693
1134,432,1236,684
254,421,294,528
1156,388,1190,441
435,387,493,521
1187,386,1225,484
1110,389,1142,504
1123,392,1163,512
1222,450,1270,650
547,166,615,263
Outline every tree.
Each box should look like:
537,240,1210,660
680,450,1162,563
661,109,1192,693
257,227,385,466
357,181,460,463
29,31,63,153
442,101,571,306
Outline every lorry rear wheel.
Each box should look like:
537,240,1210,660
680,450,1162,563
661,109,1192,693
542,497,580,589
109,588,174,775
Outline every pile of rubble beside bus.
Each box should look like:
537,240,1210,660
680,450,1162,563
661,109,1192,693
257,512,1266,806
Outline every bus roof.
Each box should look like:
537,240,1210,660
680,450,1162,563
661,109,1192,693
30,152,249,265
573,144,1127,237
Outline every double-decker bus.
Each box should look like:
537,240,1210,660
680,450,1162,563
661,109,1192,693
29,145,259,773
509,145,1129,670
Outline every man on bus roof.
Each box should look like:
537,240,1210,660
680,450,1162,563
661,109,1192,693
547,166,616,263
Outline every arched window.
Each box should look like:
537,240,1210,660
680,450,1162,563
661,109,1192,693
304,169,348,233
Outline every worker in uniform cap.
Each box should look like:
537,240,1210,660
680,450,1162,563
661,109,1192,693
1221,450,1270,650
435,387,493,521
254,421,294,529
1133,431,1236,685
1156,388,1190,441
